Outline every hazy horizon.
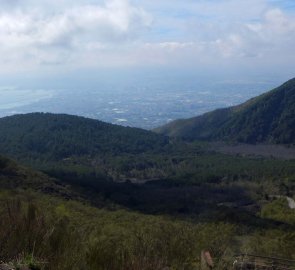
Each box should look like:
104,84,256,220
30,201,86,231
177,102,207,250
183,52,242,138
0,0,295,127
0,70,285,129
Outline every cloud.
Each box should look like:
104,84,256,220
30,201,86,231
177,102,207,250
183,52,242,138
0,0,294,77
0,0,152,71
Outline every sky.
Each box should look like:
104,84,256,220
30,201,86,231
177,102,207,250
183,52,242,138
0,0,295,83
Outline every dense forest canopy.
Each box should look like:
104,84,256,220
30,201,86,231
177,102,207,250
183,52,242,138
0,113,169,159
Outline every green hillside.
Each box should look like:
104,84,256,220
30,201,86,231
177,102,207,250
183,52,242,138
0,113,168,161
155,78,295,144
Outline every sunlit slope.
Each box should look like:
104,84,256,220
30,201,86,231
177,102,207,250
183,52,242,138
155,78,295,144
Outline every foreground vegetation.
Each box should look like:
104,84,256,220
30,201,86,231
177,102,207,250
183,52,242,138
0,190,294,270
0,191,236,270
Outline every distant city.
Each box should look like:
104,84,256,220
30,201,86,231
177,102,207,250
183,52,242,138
0,79,278,129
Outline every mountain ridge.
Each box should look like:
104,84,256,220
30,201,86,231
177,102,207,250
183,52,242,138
154,78,295,144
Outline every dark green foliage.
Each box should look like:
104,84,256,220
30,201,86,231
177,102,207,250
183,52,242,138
0,112,168,161
0,155,75,199
154,108,232,140
155,78,295,144
0,112,294,190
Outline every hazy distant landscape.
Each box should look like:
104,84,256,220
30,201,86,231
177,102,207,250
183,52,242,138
0,77,278,129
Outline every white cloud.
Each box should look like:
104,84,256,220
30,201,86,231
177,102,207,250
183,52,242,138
0,0,294,75
144,42,194,51
0,0,152,71
247,8,295,41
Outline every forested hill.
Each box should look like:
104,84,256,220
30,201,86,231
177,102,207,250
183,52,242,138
0,113,169,161
154,78,295,144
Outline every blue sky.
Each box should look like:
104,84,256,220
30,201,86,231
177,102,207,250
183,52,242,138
0,0,294,82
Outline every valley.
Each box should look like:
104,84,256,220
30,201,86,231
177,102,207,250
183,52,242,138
0,79,294,270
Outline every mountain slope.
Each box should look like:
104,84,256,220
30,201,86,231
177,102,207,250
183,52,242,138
0,155,72,197
0,113,169,161
155,78,295,144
